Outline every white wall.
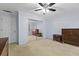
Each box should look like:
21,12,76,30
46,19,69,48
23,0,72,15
18,10,46,45
0,10,18,43
18,11,29,45
45,9,79,39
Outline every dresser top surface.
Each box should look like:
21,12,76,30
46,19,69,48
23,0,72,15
62,28,79,30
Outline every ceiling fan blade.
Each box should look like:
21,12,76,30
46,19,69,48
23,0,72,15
34,9,42,11
48,8,56,11
49,3,55,7
39,3,44,7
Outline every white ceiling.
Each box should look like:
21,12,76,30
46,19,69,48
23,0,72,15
0,3,79,18
0,3,39,12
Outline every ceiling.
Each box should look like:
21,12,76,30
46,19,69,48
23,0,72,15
0,3,79,18
0,3,39,12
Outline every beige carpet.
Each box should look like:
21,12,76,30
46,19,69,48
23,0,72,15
9,36,79,56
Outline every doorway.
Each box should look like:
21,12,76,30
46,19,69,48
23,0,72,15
28,19,43,42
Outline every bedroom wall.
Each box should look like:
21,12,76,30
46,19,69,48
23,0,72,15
45,8,79,39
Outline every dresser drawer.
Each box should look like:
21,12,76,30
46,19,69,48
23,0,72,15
0,37,8,56
62,29,79,46
1,41,8,56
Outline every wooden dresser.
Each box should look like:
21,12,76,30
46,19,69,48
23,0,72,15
0,37,8,56
53,34,62,43
62,29,79,46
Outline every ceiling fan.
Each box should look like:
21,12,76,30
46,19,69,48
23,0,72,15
35,3,56,15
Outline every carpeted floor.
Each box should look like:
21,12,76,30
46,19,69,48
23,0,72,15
9,36,79,56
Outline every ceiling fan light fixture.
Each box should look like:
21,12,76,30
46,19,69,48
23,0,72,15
46,9,49,13
42,9,45,13
42,9,49,15
42,8,49,12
